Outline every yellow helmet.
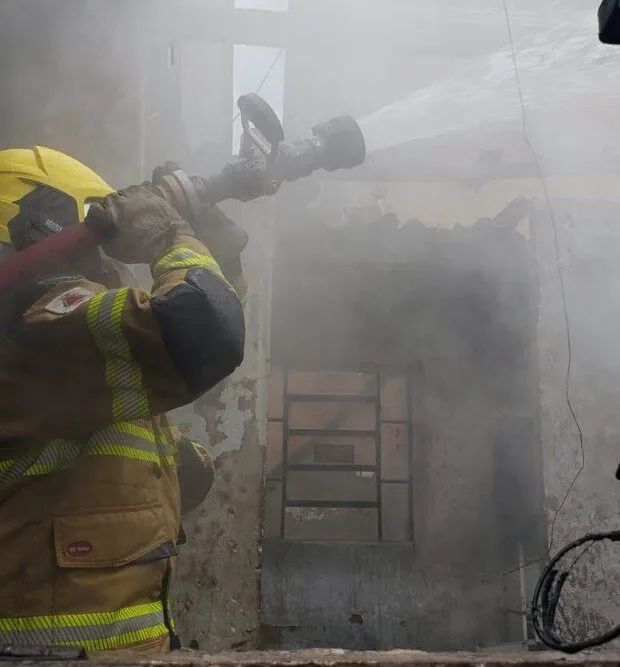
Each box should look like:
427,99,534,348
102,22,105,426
0,146,113,250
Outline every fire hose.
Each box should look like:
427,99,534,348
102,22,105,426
531,530,620,653
0,93,366,290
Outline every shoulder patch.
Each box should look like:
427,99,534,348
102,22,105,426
45,287,95,315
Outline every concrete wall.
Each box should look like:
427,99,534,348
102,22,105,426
262,178,620,651
171,198,274,652
533,199,620,648
261,189,545,651
262,542,523,651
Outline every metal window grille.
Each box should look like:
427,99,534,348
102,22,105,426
265,368,414,542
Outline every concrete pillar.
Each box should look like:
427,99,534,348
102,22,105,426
533,198,620,640
171,196,275,652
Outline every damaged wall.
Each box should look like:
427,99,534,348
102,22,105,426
262,188,545,651
533,199,620,648
263,176,620,651
170,198,275,652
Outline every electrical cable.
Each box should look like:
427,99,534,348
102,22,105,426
501,0,586,555
232,47,285,123
502,1,619,652
530,531,620,653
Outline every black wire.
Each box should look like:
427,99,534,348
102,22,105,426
501,3,620,653
232,47,285,123
493,554,546,579
568,540,596,572
530,531,620,653
501,0,586,557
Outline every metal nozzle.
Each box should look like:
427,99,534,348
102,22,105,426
312,115,367,171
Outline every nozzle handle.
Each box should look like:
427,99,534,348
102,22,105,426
237,93,284,155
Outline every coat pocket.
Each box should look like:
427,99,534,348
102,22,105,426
53,503,174,569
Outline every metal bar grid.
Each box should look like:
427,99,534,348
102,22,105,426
287,428,376,438
375,370,383,540
285,394,377,404
286,500,378,509
287,464,376,473
273,367,413,541
406,366,415,541
279,371,289,538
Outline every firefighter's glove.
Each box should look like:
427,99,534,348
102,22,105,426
193,204,248,282
86,183,194,265
150,162,248,274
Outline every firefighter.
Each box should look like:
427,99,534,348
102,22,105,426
0,147,247,653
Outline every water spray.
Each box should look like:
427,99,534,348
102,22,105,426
358,10,620,156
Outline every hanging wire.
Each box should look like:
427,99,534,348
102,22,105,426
502,0,620,653
501,0,586,556
232,47,285,123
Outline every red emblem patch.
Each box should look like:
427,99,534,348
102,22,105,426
66,541,93,557
62,293,88,309
45,288,94,316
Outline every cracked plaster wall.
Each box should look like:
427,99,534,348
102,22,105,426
533,199,620,649
264,179,620,651
170,198,275,652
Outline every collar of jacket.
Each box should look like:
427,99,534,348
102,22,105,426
0,273,86,335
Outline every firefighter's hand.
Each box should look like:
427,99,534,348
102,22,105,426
151,162,249,265
86,183,194,265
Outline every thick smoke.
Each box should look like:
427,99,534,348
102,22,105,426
1,0,618,653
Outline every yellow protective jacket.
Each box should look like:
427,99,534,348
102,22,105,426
0,232,246,653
